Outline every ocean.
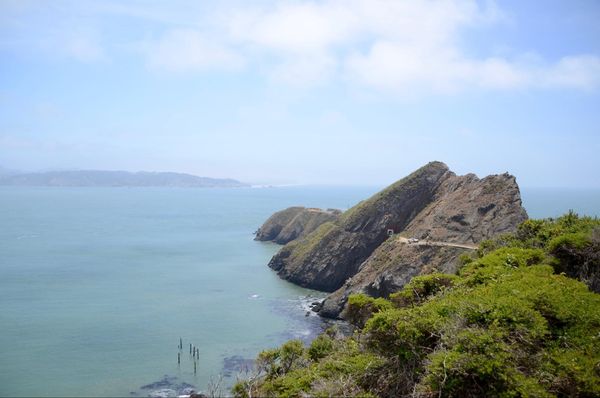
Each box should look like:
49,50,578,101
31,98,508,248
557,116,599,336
0,185,598,397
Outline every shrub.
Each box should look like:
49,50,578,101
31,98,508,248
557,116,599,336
235,213,600,397
279,340,305,374
390,273,457,307
420,327,551,398
308,335,334,361
345,293,393,328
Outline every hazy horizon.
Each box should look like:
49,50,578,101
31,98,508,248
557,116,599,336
1,1,599,187
4,164,600,190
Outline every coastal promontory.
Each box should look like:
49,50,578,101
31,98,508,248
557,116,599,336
260,161,528,318
255,207,341,245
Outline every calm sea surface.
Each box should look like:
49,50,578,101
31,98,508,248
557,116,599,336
0,185,598,397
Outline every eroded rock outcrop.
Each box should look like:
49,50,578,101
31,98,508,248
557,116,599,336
268,161,452,292
319,242,468,318
261,161,529,319
255,207,341,245
402,172,528,244
319,169,528,318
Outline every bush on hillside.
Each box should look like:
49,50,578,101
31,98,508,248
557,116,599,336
233,213,600,398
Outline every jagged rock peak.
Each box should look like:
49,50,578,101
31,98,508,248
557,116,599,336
317,166,528,319
259,162,528,318
403,170,527,244
267,161,452,292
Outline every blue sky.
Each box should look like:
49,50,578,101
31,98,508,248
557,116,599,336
1,0,599,187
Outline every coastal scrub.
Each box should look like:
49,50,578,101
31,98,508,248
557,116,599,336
234,213,600,397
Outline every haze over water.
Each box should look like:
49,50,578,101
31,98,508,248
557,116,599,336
0,185,598,397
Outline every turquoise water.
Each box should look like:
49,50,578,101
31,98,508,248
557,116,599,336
0,185,598,397
0,186,375,397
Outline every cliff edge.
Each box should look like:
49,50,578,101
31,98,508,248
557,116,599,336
268,161,451,292
262,161,528,318
319,171,528,318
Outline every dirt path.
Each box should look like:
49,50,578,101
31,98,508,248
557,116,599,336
397,236,477,250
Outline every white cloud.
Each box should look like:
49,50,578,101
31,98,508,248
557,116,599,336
227,1,357,53
345,40,600,94
345,42,532,93
476,57,527,89
345,42,467,94
541,55,600,90
25,0,597,92
269,52,337,85
64,35,107,63
221,0,600,92
144,29,244,72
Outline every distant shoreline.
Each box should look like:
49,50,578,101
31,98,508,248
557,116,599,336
0,170,248,188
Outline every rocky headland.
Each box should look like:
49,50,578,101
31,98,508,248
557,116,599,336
255,206,341,245
260,161,528,319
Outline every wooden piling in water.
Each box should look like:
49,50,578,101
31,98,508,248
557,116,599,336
178,352,180,364
189,343,192,354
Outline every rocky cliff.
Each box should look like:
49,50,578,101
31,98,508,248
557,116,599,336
319,172,528,318
268,161,451,291
263,161,528,318
255,207,341,245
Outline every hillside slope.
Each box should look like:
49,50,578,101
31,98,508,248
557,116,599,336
235,214,600,398
268,161,452,292
319,170,528,318
255,207,341,245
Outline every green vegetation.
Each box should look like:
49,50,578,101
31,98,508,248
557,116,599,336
477,211,600,292
339,162,444,226
346,294,393,328
389,273,458,307
234,213,600,397
288,221,338,262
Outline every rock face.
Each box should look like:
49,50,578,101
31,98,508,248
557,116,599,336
268,162,451,292
402,172,528,244
264,161,528,318
319,242,468,318
255,207,341,245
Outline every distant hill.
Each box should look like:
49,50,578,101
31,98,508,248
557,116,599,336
0,166,20,176
0,170,248,187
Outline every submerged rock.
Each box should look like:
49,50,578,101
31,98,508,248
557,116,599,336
148,389,177,398
223,355,255,377
140,375,197,398
141,376,178,390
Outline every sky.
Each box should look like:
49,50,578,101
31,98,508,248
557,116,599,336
0,0,599,187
